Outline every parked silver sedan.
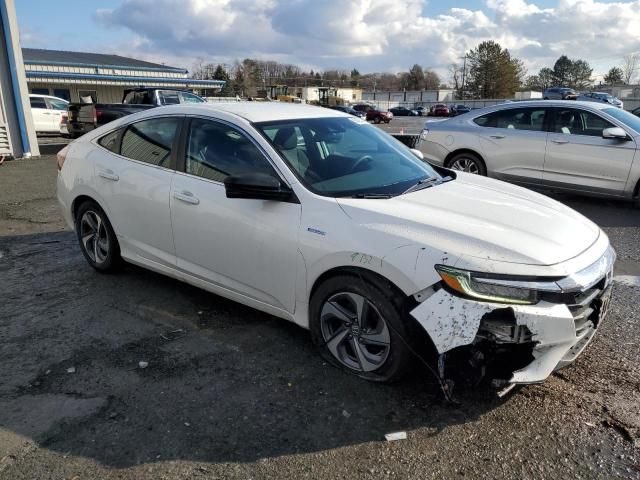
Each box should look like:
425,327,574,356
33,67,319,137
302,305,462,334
419,100,640,205
577,92,623,109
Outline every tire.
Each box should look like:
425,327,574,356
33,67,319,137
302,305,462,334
445,151,487,176
75,200,121,272
384,119,390,124
309,274,414,383
374,116,382,124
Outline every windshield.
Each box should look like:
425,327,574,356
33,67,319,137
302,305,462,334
255,117,442,197
48,99,68,110
603,108,640,134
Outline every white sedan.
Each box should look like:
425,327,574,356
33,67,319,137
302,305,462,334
57,103,615,392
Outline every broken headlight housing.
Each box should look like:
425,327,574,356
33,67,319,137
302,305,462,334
434,265,557,305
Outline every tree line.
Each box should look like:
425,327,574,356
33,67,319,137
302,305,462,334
191,59,443,97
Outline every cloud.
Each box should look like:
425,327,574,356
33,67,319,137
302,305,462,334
95,0,640,79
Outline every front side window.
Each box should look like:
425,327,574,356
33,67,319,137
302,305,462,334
120,117,179,167
185,118,276,182
603,108,640,134
474,108,547,131
553,109,614,136
256,117,441,197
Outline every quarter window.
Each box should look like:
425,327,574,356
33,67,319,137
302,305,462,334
185,118,276,182
474,108,547,131
98,129,122,153
120,117,179,167
553,109,614,136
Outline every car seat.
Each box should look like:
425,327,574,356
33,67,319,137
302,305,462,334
272,127,310,177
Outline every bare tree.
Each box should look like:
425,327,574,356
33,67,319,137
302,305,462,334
622,53,639,84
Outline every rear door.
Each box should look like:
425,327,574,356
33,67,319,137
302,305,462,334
29,96,53,132
543,107,636,196
474,106,550,185
93,116,181,268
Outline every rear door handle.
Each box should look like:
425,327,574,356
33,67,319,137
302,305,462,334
173,190,200,205
551,138,569,144
98,169,119,181
489,134,505,139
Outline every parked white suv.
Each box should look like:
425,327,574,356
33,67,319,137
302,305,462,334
419,100,640,204
29,94,68,135
57,103,615,393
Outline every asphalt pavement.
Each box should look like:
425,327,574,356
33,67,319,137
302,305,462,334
0,155,638,479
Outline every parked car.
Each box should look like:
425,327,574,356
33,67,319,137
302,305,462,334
389,106,418,116
419,100,640,205
449,104,471,116
577,92,624,109
414,106,427,116
29,94,69,135
67,87,205,138
57,102,615,391
326,105,365,118
352,104,393,123
429,104,450,117
543,87,578,100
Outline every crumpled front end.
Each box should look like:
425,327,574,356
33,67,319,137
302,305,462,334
410,247,615,388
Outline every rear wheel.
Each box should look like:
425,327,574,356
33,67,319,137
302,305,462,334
374,116,382,124
446,152,487,176
310,274,413,383
75,201,120,272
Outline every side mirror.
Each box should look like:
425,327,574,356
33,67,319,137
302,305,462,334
602,127,629,140
224,173,294,201
410,148,424,160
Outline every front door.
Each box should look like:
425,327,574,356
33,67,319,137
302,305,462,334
170,117,301,314
544,107,636,195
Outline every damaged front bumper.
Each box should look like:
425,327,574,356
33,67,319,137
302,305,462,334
410,260,614,386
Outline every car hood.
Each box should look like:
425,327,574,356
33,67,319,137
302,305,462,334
337,173,600,266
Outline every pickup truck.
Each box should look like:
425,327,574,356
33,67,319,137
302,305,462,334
67,88,205,137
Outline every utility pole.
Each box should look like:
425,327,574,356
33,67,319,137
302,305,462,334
459,54,468,101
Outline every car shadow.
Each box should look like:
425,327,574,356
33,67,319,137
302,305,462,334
0,231,504,467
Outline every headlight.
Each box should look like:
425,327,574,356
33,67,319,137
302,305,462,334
435,265,541,305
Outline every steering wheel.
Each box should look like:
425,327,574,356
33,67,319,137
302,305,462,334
350,155,373,173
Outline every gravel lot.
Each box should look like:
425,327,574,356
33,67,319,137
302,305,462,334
0,154,639,479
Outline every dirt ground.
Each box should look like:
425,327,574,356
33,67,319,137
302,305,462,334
1,155,639,479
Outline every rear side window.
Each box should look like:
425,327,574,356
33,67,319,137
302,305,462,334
30,97,47,109
120,117,179,167
474,108,547,131
98,129,121,153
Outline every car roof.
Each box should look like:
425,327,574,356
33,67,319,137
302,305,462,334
486,100,613,111
29,93,69,102
141,102,349,122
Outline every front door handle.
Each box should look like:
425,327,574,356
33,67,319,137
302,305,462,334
551,138,569,144
489,134,505,139
98,169,119,181
173,190,200,205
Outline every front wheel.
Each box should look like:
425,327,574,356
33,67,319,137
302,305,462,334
445,152,487,176
310,275,413,383
75,201,121,271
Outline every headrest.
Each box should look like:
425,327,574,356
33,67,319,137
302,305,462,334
273,127,297,150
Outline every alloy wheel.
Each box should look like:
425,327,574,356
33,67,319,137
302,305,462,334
449,157,480,174
80,210,110,264
320,292,391,372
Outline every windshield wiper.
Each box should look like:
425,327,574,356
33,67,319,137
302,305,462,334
349,193,393,199
401,176,440,195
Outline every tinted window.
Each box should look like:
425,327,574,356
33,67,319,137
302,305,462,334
474,108,547,131
120,117,179,167
180,92,205,103
158,91,180,105
30,97,47,109
185,118,276,182
554,109,614,136
98,129,121,153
